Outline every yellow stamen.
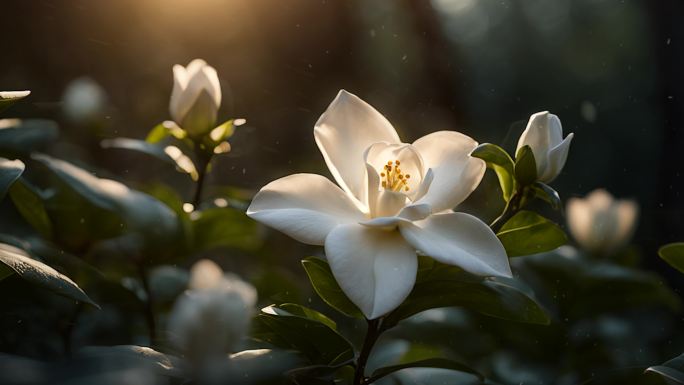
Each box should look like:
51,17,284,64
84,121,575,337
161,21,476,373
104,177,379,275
381,159,410,192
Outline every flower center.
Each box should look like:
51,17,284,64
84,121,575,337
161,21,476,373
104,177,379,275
380,160,411,192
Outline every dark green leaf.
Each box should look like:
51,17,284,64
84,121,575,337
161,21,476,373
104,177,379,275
228,349,308,385
659,243,684,274
9,178,53,238
471,143,515,201
369,358,483,383
191,207,262,252
0,91,30,114
0,242,98,307
645,353,684,384
279,303,337,330
531,182,562,210
301,257,364,319
384,260,549,328
76,345,182,378
497,211,567,257
514,145,537,186
0,119,59,156
0,157,24,200
101,138,198,180
251,304,355,366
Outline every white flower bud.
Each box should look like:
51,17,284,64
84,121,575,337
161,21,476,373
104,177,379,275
169,59,221,137
516,111,574,183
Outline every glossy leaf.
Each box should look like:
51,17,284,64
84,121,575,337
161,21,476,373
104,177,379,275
383,258,549,329
278,303,337,330
659,243,684,274
514,145,537,186
76,345,183,378
0,91,30,113
497,211,567,257
471,143,515,201
101,138,198,180
145,121,187,144
645,353,684,384
251,304,355,366
0,242,97,307
369,358,483,383
0,158,24,200
9,178,53,239
0,119,59,155
531,181,562,210
301,257,364,319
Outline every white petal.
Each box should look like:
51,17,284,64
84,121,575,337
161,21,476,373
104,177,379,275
175,62,221,125
611,199,638,250
170,65,188,122
314,90,401,206
516,112,563,179
566,197,594,251
364,142,425,194
399,213,512,277
541,132,573,182
412,131,485,212
247,174,366,246
325,224,417,319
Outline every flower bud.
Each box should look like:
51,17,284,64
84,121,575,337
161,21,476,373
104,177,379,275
169,59,221,138
516,111,574,183
167,259,256,364
567,189,638,255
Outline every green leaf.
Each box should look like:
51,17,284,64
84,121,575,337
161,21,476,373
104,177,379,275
9,178,53,238
301,257,364,319
101,138,198,180
228,349,308,384
645,353,684,384
251,304,355,366
34,154,182,255
145,121,187,144
514,145,537,186
278,303,337,330
208,119,236,143
531,182,562,210
0,242,98,307
659,243,684,274
497,211,567,257
383,259,549,329
191,207,262,252
0,158,24,200
76,345,183,378
369,358,483,383
0,119,59,156
471,143,515,201
0,91,30,114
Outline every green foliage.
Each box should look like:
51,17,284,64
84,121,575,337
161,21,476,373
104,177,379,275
471,143,515,201
0,242,97,307
0,119,59,156
368,358,483,383
0,91,30,114
9,178,53,238
102,138,199,180
191,207,262,252
301,256,364,319
0,158,24,200
145,121,187,144
496,210,567,257
514,145,537,187
659,242,684,274
251,304,355,366
531,181,562,210
383,256,550,329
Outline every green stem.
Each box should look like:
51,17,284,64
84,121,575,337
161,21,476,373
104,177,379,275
192,151,212,208
490,187,527,233
137,263,156,346
354,318,383,385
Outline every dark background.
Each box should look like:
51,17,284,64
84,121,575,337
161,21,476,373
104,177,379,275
2,0,684,286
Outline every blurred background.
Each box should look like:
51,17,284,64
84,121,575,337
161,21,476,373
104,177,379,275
1,0,684,383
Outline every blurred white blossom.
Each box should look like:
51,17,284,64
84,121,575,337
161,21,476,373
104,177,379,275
567,189,639,255
169,59,221,137
247,90,511,320
167,259,256,364
517,111,574,183
62,77,107,123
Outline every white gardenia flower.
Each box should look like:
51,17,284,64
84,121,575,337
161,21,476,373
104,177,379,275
247,90,511,319
168,259,257,363
169,59,222,137
567,189,639,255
62,77,107,123
516,111,574,183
